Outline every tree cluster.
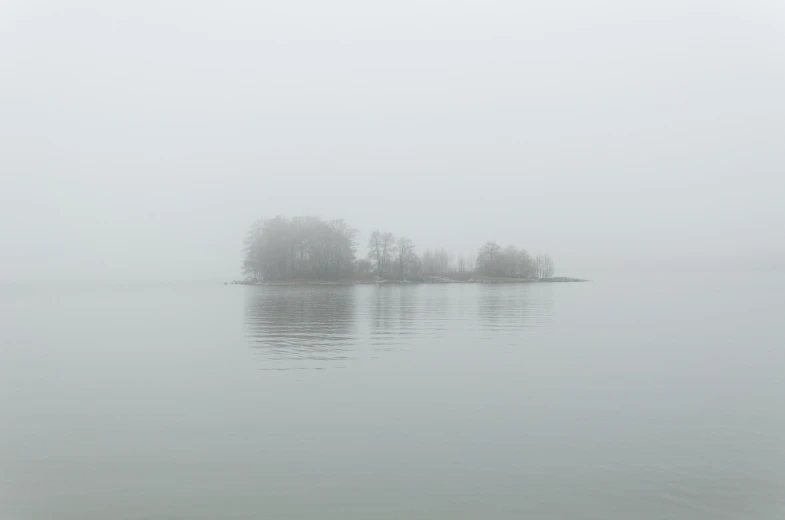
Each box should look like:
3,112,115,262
242,217,555,281
475,242,554,278
242,217,357,281
367,231,419,279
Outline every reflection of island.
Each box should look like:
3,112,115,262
244,286,356,369
367,286,419,349
242,284,557,368
478,285,553,334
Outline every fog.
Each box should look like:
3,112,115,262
2,0,784,282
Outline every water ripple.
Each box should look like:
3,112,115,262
244,284,554,369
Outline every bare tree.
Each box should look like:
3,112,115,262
355,258,373,276
367,231,383,277
535,253,555,279
456,255,467,273
421,248,451,276
397,237,416,280
381,232,398,277
475,242,542,278
367,231,397,277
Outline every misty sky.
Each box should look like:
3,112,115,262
2,0,784,282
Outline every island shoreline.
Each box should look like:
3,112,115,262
229,277,587,286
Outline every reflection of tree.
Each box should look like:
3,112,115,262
478,285,553,333
244,286,356,368
418,285,452,334
369,286,418,348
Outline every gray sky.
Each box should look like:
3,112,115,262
2,0,784,282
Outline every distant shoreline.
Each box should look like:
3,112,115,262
228,276,587,286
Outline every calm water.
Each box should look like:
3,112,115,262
1,274,784,519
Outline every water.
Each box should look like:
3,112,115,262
1,274,784,519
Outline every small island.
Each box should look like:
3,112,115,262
235,216,586,285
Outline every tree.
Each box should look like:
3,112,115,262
421,248,452,276
355,258,373,276
367,231,397,277
242,216,357,281
242,218,265,279
516,249,536,277
502,245,519,277
396,237,417,280
327,219,357,279
535,253,555,278
475,242,545,278
476,241,502,276
242,218,558,282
